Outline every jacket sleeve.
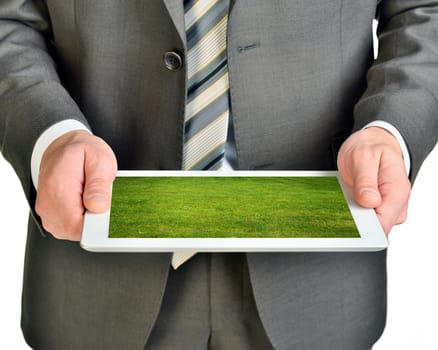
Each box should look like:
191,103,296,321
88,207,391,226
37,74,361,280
353,0,438,182
0,0,89,231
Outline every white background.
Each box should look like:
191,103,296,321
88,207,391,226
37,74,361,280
0,146,437,349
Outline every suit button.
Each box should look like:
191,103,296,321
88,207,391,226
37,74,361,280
163,51,183,71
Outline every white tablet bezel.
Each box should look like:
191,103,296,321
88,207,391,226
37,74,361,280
80,170,387,252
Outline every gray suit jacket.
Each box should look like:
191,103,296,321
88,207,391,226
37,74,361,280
1,1,437,349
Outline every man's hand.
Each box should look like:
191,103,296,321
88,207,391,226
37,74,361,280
337,127,411,234
35,130,117,241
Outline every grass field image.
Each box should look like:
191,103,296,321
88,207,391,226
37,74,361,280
108,176,360,239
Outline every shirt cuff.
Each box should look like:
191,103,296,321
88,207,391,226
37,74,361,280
364,121,411,176
30,119,91,190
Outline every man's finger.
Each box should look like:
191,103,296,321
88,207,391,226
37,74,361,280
374,151,411,233
375,198,409,234
35,142,86,239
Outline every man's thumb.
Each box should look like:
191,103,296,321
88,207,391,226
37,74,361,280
82,140,117,213
83,177,113,213
353,176,382,209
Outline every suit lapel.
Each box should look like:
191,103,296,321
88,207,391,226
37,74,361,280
163,0,187,48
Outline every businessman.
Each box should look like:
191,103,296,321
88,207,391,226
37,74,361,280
1,1,437,349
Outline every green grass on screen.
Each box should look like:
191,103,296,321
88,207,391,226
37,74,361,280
108,176,360,238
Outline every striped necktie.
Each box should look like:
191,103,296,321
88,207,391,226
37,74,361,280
172,0,231,269
182,0,231,170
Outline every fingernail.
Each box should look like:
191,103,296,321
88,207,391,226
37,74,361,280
86,193,107,202
360,188,380,200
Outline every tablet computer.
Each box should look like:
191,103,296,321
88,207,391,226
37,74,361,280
80,170,387,252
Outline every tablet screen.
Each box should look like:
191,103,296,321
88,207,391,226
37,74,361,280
108,176,360,239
